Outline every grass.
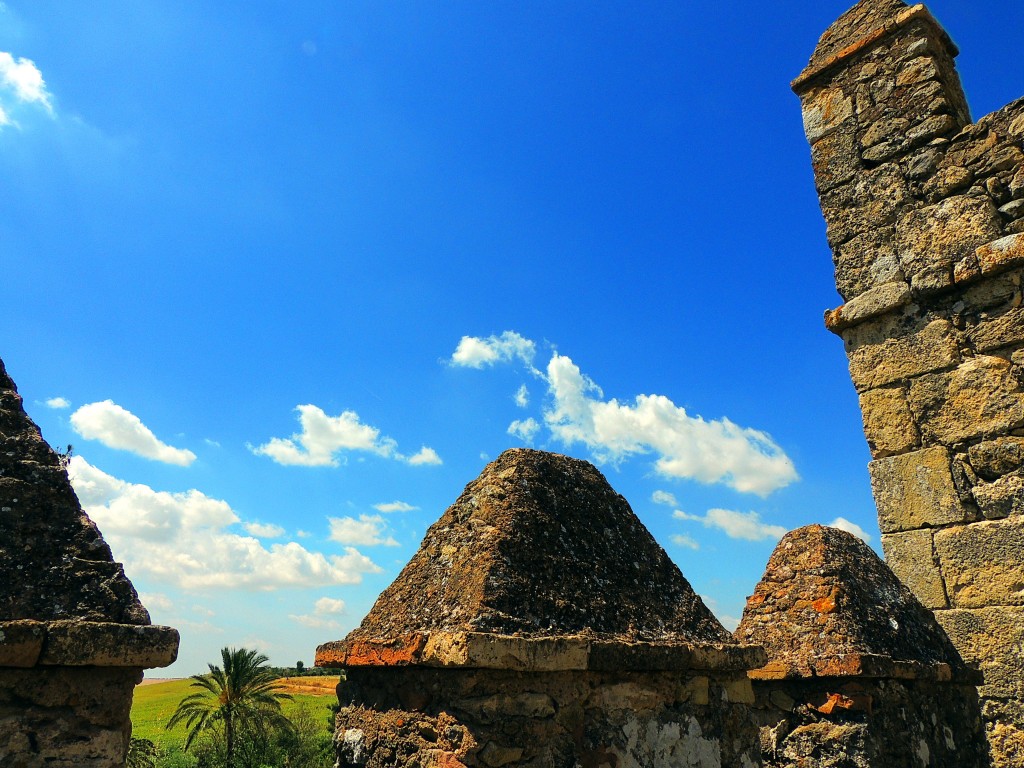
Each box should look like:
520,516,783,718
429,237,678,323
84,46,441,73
130,678,338,752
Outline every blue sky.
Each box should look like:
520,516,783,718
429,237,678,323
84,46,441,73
1,1,1020,676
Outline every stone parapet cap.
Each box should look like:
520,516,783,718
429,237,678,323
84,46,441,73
0,620,179,669
315,632,766,673
749,652,981,684
793,4,956,94
825,233,1024,334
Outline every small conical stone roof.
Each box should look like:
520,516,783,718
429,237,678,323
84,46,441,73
0,357,149,625
735,525,965,679
327,449,731,662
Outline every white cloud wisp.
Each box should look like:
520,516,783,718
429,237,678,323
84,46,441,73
70,400,196,466
0,51,53,129
252,404,441,468
450,331,537,371
328,514,399,547
673,508,787,542
68,457,380,590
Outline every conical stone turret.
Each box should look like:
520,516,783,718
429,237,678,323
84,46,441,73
735,524,961,678
737,525,987,768
335,448,727,651
317,449,764,768
0,356,178,766
0,358,150,625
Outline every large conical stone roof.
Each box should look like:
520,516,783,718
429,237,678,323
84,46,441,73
341,449,729,648
0,357,150,625
735,525,965,678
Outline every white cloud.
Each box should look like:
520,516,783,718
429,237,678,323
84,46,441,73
68,456,381,590
508,417,540,443
315,597,345,614
674,508,787,542
514,385,529,408
289,596,345,631
253,405,391,467
543,354,797,496
670,533,700,550
0,51,52,113
244,521,285,538
45,396,70,409
328,514,399,547
289,613,342,631
70,400,196,466
829,516,872,544
652,490,678,507
450,331,537,370
192,605,215,617
253,404,440,469
374,500,418,513
138,592,174,612
406,446,442,466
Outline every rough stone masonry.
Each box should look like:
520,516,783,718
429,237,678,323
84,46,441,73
0,356,179,767
794,0,1024,764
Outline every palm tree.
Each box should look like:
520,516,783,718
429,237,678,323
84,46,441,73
166,646,293,768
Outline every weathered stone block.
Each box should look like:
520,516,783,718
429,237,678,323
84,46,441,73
881,530,948,608
968,437,1024,480
977,233,1024,276
833,228,903,299
869,447,968,533
936,606,1024,700
847,318,960,392
802,86,854,143
859,386,920,458
811,128,860,194
38,621,179,668
822,163,909,249
0,620,45,667
934,518,1024,608
968,306,1024,354
896,195,1002,289
972,472,1024,520
908,355,1024,445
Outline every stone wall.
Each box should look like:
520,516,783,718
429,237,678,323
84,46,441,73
0,357,179,766
330,639,763,768
794,1,1024,764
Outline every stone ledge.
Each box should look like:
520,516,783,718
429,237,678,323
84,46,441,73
825,281,912,333
315,632,766,673
748,653,979,684
0,620,179,669
792,4,956,94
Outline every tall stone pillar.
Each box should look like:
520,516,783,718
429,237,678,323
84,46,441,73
316,449,766,767
794,1,1024,764
0,357,179,766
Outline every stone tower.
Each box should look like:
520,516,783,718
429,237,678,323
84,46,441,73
793,1,1024,764
316,449,766,768
0,357,179,766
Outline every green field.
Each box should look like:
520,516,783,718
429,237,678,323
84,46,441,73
130,679,337,752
